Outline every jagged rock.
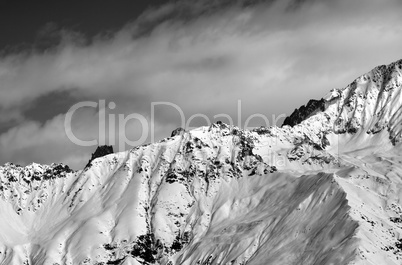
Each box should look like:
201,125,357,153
86,145,114,168
282,98,326,127
171,127,186,137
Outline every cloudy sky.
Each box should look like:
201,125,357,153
0,0,402,169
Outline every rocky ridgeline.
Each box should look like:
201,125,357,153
81,123,340,265
282,59,402,143
0,162,74,214
282,99,326,127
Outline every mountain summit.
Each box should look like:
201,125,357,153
1,60,402,265
284,59,402,140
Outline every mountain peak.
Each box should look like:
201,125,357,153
283,58,402,144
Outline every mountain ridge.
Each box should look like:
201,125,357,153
283,59,402,141
1,59,402,264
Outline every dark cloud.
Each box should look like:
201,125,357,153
0,117,20,135
22,88,83,123
174,55,232,72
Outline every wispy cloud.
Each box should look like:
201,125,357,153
1,0,402,168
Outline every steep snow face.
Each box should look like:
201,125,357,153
331,60,402,140
1,59,402,265
0,126,354,265
284,59,402,146
334,149,402,265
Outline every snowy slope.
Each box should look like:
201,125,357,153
1,59,402,265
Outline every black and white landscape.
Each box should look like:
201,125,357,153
1,1,402,264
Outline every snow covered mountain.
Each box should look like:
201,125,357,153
1,59,402,265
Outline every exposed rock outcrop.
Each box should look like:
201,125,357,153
85,145,114,168
282,98,326,127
